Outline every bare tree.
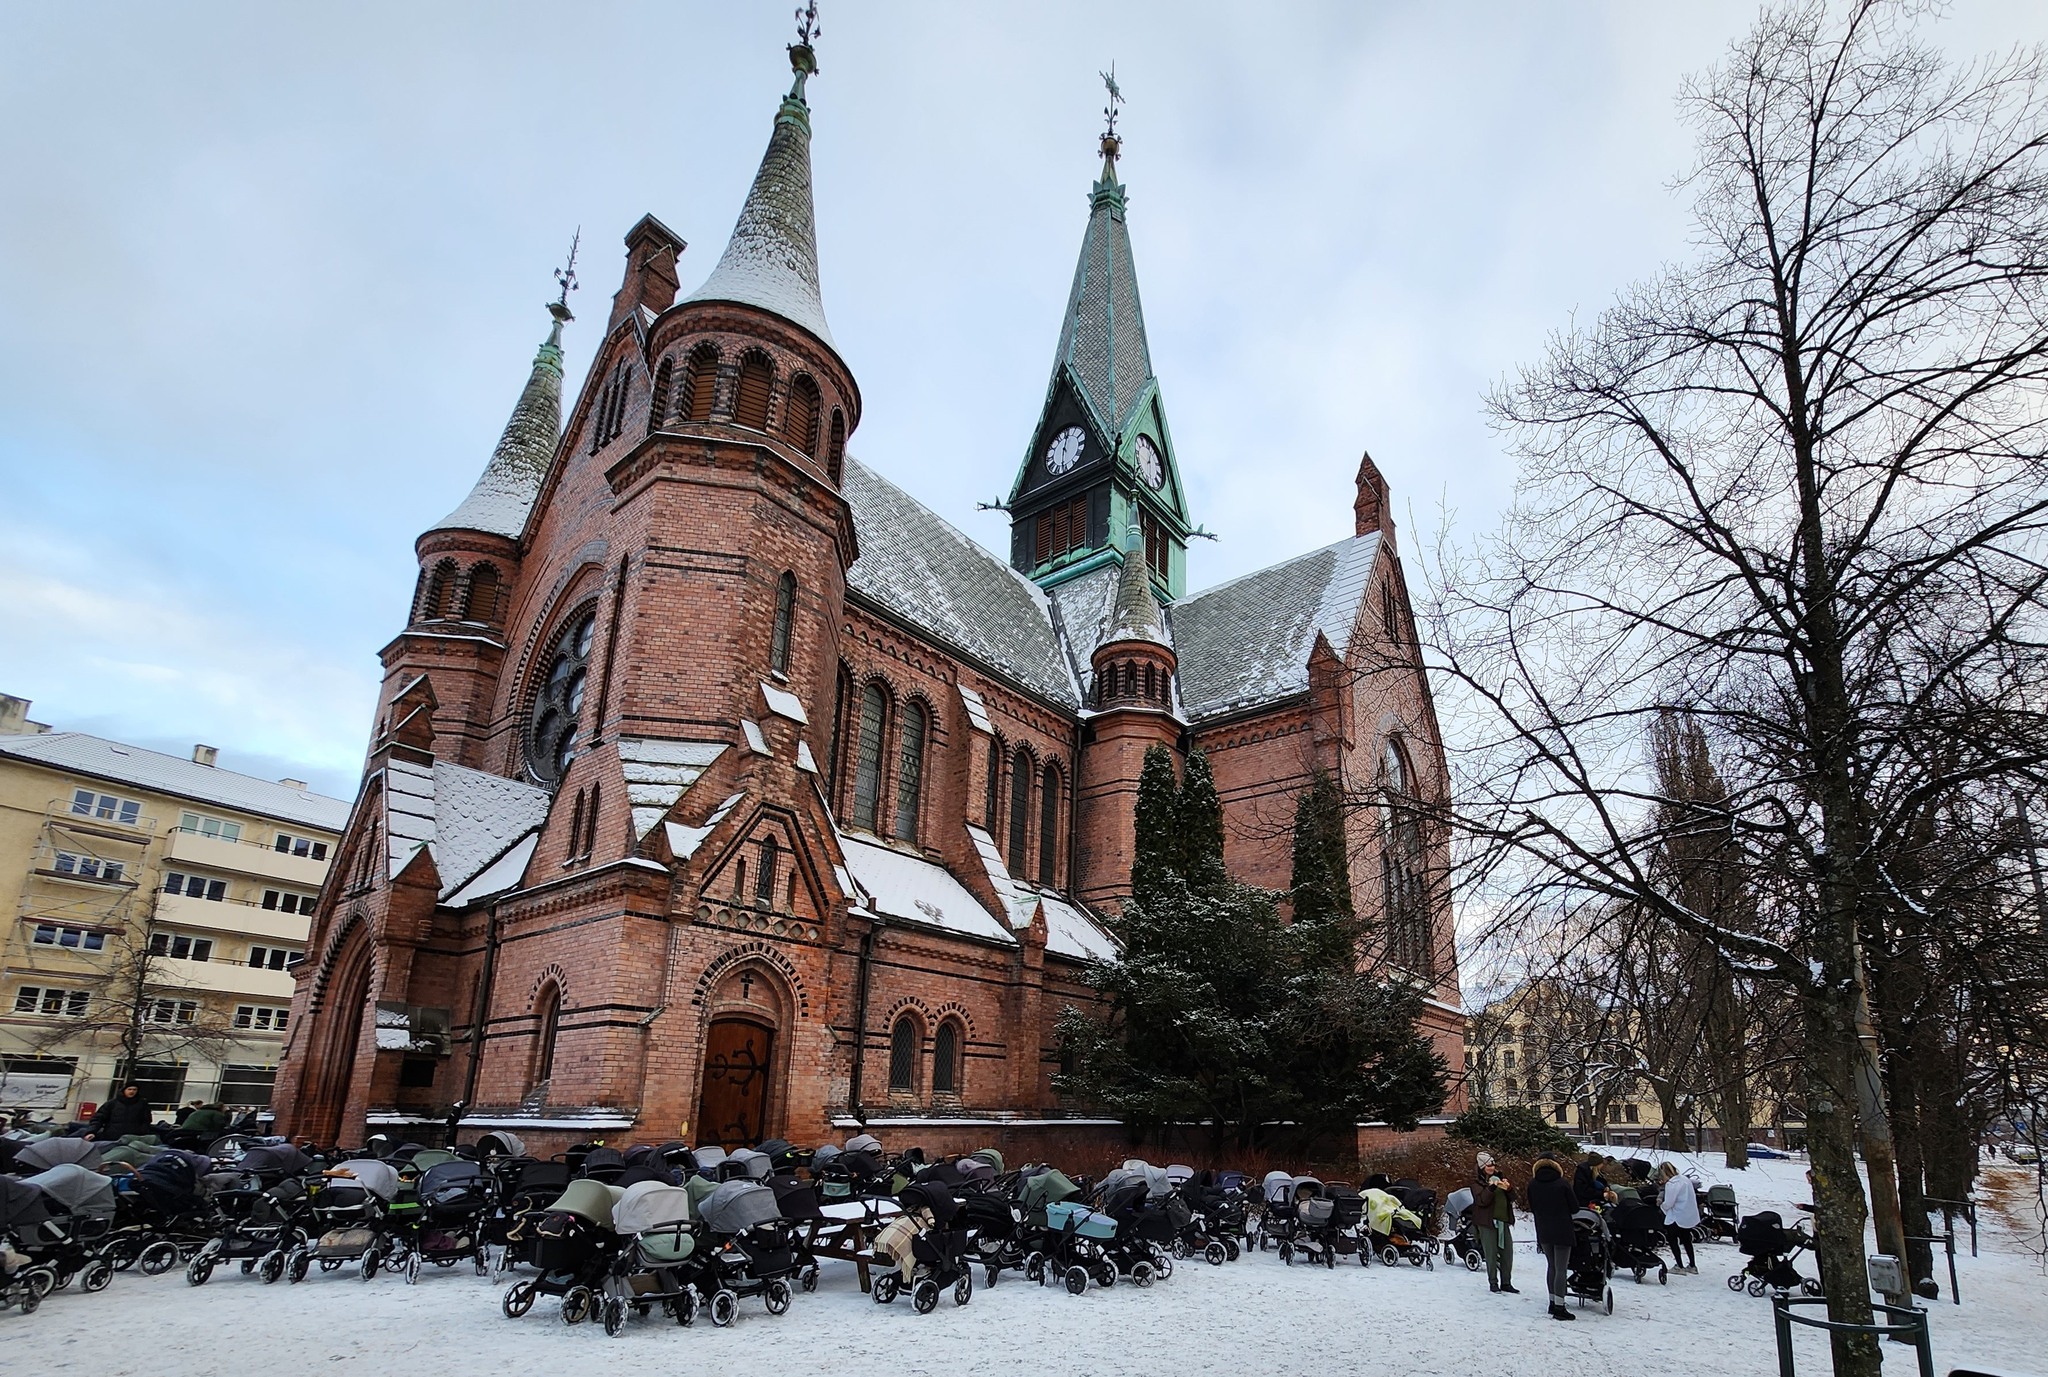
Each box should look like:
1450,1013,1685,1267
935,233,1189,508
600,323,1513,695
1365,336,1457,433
1423,3,2048,1366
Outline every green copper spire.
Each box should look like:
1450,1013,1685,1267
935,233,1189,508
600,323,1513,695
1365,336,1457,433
1102,519,1169,647
432,291,572,541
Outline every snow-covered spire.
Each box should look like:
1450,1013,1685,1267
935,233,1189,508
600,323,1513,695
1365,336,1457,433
680,30,835,350
1101,521,1169,649
432,298,571,541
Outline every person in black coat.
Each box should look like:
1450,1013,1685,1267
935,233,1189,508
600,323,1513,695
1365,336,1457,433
85,1084,155,1140
1527,1157,1580,1321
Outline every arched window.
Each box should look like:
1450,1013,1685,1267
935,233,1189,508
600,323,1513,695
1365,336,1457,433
733,351,773,431
894,701,926,841
984,737,1001,831
826,410,847,484
829,664,853,795
647,356,673,435
463,563,502,624
755,836,779,907
528,608,596,787
888,1015,917,1092
770,572,797,675
1008,747,1032,874
422,559,458,621
683,345,719,421
531,983,562,1091
1038,764,1061,886
932,1020,960,1095
852,682,887,832
1380,737,1432,977
785,375,821,457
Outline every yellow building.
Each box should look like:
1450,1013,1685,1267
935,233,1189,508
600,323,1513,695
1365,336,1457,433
0,695,347,1123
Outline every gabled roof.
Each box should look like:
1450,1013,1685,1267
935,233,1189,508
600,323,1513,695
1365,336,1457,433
843,457,1079,708
0,732,349,832
1169,533,1381,722
839,833,1014,945
379,755,552,898
431,306,569,541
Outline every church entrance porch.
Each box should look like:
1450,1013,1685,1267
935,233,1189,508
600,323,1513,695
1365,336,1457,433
697,1016,776,1147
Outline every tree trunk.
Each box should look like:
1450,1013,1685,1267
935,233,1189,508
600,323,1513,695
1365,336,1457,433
1654,1083,1688,1151
1802,987,1882,1377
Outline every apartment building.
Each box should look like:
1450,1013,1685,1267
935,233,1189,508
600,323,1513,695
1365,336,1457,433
0,694,347,1120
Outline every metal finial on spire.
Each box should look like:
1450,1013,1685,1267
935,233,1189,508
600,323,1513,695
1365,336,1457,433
1100,64,1123,141
793,0,820,47
788,1,821,99
551,228,581,322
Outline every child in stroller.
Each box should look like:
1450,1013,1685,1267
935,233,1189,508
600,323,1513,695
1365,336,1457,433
186,1142,315,1286
1606,1196,1669,1284
286,1157,403,1283
871,1180,974,1313
1730,1211,1821,1298
396,1159,496,1282
694,1179,799,1324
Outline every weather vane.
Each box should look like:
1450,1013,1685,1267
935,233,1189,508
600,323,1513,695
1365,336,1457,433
554,228,581,310
794,1,820,48
1100,63,1123,141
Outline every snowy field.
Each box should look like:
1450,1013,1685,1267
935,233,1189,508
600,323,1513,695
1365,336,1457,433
9,1156,2043,1376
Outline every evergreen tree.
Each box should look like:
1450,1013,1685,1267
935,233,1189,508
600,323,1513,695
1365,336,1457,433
1130,746,1181,909
1289,771,1354,925
1176,747,1227,897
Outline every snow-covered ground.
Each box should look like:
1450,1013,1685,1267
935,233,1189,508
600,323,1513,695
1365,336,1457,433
9,1155,2043,1376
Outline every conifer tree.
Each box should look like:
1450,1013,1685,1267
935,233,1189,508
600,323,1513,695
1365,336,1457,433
1130,745,1181,908
1176,747,1227,897
1289,771,1354,925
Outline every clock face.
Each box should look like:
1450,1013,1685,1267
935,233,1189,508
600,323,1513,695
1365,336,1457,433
1135,435,1165,490
1045,425,1086,476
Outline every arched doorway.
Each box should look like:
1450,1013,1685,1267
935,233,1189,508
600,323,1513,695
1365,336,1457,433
304,924,374,1145
696,1017,775,1147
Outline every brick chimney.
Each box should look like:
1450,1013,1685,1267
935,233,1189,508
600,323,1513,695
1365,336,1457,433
608,215,687,330
0,695,51,735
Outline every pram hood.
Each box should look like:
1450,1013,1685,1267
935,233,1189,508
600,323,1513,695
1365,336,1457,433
1165,1163,1194,1185
26,1163,117,1219
1361,1188,1422,1236
547,1178,621,1228
332,1158,402,1200
809,1143,841,1171
770,1177,824,1220
843,1133,882,1155
1261,1170,1294,1202
721,1148,772,1180
955,1158,996,1186
137,1151,201,1209
14,1136,102,1173
418,1159,485,1201
475,1130,526,1158
1018,1168,1080,1211
1291,1176,1326,1203
698,1180,781,1233
241,1143,312,1179
967,1147,1004,1176
691,1145,728,1175
408,1148,458,1173
512,1160,571,1195
898,1180,960,1227
1609,1199,1663,1235
612,1181,694,1233
1443,1186,1475,1222
913,1159,968,1191
0,1175,53,1229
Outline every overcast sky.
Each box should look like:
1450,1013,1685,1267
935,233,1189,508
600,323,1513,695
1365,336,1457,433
1,1,2038,800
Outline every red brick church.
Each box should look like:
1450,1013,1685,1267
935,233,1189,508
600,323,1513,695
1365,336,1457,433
273,34,1464,1157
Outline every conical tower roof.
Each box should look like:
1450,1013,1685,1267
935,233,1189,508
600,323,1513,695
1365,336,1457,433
1100,521,1170,651
682,44,835,350
431,301,570,541
1051,136,1155,436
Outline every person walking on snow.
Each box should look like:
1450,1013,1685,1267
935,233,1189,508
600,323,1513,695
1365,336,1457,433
1657,1163,1699,1273
1527,1157,1579,1321
1470,1151,1520,1294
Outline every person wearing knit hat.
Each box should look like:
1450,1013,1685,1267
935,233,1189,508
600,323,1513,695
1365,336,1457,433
1470,1151,1519,1294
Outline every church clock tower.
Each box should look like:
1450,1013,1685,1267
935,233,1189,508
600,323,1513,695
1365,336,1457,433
1010,80,1191,599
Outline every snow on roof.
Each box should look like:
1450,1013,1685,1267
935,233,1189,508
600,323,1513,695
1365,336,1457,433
666,790,745,863
431,323,565,541
384,757,436,879
838,833,1015,946
843,456,1078,708
962,822,1036,930
429,760,551,896
0,732,349,832
956,685,995,735
1169,533,1381,722
760,682,807,724
1045,563,1126,703
1032,887,1118,962
444,832,539,908
618,737,726,840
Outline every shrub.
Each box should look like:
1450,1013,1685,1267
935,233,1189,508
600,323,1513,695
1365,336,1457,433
1446,1105,1580,1160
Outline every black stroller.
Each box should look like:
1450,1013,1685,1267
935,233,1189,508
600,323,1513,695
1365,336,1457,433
187,1143,314,1286
1441,1187,1484,1271
1094,1169,1176,1284
501,1178,626,1325
2,1176,63,1313
109,1151,213,1275
398,1159,496,1282
1169,1169,1244,1265
1607,1198,1669,1284
1565,1208,1616,1314
1730,1211,1820,1298
695,1179,798,1324
871,1180,974,1312
494,1159,572,1270
961,1186,1025,1285
286,1157,403,1283
1698,1183,1739,1242
15,1165,118,1295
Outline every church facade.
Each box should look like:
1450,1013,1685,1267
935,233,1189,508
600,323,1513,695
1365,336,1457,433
272,37,1465,1158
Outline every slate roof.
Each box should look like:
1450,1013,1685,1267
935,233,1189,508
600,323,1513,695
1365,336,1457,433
1053,165,1154,435
842,456,1078,707
0,732,349,832
1169,533,1381,722
839,833,1015,945
432,310,567,540
1044,564,1124,702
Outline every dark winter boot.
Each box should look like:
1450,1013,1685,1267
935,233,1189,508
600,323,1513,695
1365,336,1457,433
1550,1303,1576,1321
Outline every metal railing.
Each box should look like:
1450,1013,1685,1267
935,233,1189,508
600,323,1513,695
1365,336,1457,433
1770,1295,1933,1377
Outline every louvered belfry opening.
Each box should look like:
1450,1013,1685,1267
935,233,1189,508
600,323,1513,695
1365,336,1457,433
785,374,821,457
684,345,720,421
734,351,774,430
646,357,673,434
826,410,846,484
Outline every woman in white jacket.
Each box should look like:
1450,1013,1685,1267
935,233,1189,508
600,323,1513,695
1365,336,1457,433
1657,1163,1700,1273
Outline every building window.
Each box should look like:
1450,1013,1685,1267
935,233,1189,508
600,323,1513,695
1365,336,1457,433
826,410,846,485
1624,1103,1639,1124
528,608,597,787
71,789,141,826
785,374,821,457
13,986,90,1017
983,737,1000,832
145,999,199,1026
32,925,106,952
1382,581,1401,644
122,1061,187,1107
531,984,562,1090
647,356,673,434
894,701,926,841
1555,1104,1571,1125
247,945,301,971
755,836,779,908
148,933,213,963
273,833,329,861
770,572,797,675
260,889,318,914
163,871,228,902
232,1005,290,1032
888,1015,918,1093
1007,748,1033,875
932,1020,961,1095
682,345,719,421
733,351,774,431
52,852,124,882
463,563,503,624
217,1064,277,1106
1038,765,1061,886
1034,496,1090,567
1380,738,1433,978
179,811,242,842
1503,1049,1515,1068
852,683,887,833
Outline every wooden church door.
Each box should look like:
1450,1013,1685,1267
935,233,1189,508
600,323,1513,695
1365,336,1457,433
697,1017,775,1147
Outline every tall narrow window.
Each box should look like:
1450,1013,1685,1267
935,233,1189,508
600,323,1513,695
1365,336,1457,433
785,375,821,457
463,564,501,624
984,738,1000,831
826,410,847,485
647,357,673,434
932,1021,960,1094
683,345,719,421
734,352,773,430
894,701,926,841
1038,765,1060,886
888,1015,917,1092
852,683,887,832
531,984,562,1090
755,836,779,907
829,665,853,796
1008,747,1032,874
770,572,797,675
1380,738,1432,978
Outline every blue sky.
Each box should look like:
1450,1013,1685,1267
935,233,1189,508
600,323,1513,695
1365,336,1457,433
2,1,2038,800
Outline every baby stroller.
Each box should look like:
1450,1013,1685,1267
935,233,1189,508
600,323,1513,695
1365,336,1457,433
1253,1170,1299,1251
1441,1186,1483,1271
110,1151,213,1275
1279,1177,1336,1267
1730,1211,1820,1298
1016,1167,1103,1294
1565,1208,1616,1314
1390,1179,1440,1250
494,1159,572,1270
1,1177,63,1313
1171,1170,1244,1265
501,1179,624,1325
1363,1186,1433,1267
596,1180,703,1335
397,1159,495,1282
871,1180,974,1312
962,1183,1026,1285
285,1158,402,1283
1607,1197,1669,1284
187,1143,314,1286
16,1165,118,1295
1699,1183,1739,1242
1095,1166,1176,1282
695,1179,798,1324
767,1175,824,1293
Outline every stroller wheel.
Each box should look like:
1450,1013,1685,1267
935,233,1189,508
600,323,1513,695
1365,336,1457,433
954,1270,973,1307
239,1259,256,1277
1023,1251,1047,1285
1152,1251,1174,1281
260,1251,286,1285
985,1265,1000,1288
287,1249,310,1284
1130,1261,1155,1288
1747,1279,1766,1298
1324,1248,1337,1271
404,1251,422,1285
765,1279,793,1316
140,1241,182,1277
186,1257,214,1287
1280,1243,1293,1266
912,1278,940,1314
1063,1265,1088,1296
1171,1238,1191,1260
800,1264,819,1293
1802,1278,1824,1298
1605,1286,1615,1315
1463,1250,1481,1273
81,1259,114,1294
602,1296,626,1337
361,1250,380,1282
1381,1246,1401,1268
1659,1268,1668,1286
1205,1242,1228,1266
674,1289,699,1326
1632,1267,1646,1283
872,1274,900,1305
475,1249,490,1277
1727,1274,1746,1292
1223,1238,1240,1262
1092,1261,1116,1290
562,1284,594,1324
18,1284,41,1316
